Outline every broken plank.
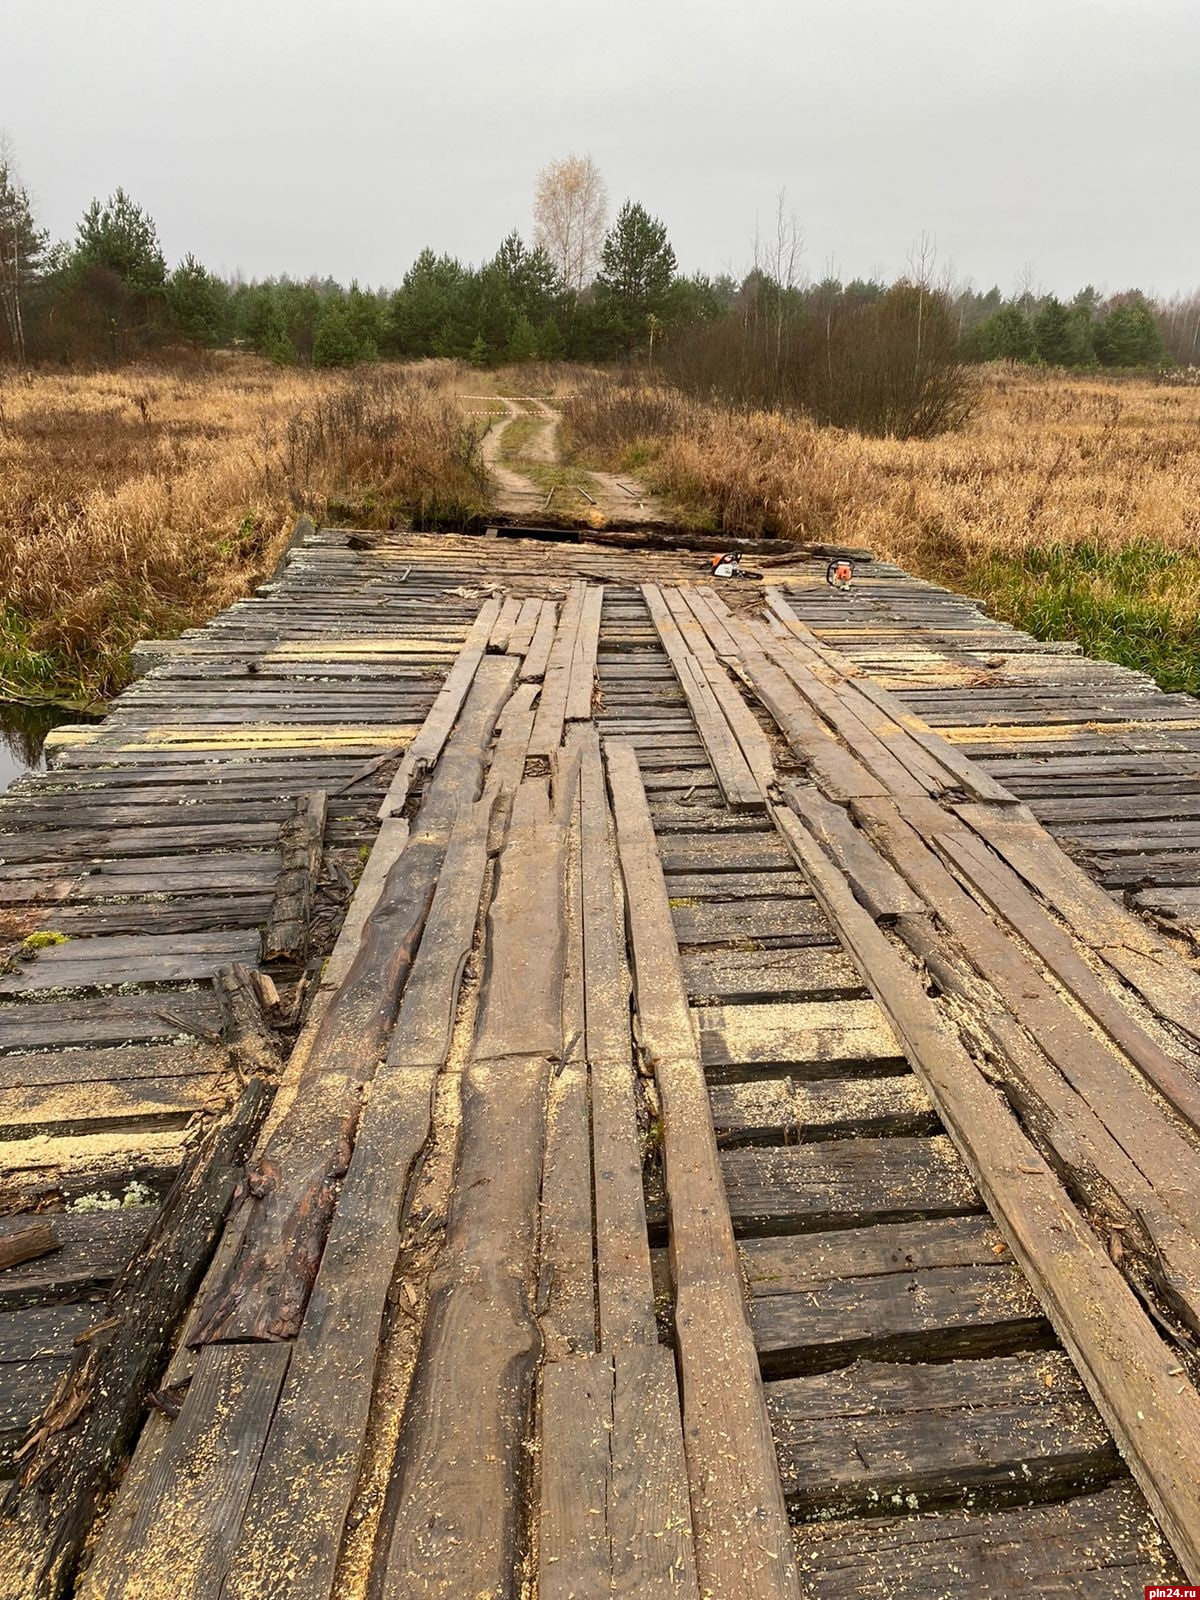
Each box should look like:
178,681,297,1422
0,1076,272,1600
260,790,326,964
191,658,516,1346
378,594,503,819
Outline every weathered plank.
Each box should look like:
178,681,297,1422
192,657,516,1345
377,594,503,819
260,790,326,964
768,1352,1117,1514
710,1072,937,1145
605,737,801,1600
0,1077,273,1600
77,1343,292,1600
220,801,494,1600
376,769,571,1598
721,1135,979,1235
778,799,1200,1579
695,999,900,1074
794,1480,1182,1596
642,585,765,810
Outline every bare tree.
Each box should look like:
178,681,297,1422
532,154,607,293
0,133,46,365
752,189,805,400
906,230,938,373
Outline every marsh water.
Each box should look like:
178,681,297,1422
0,701,82,794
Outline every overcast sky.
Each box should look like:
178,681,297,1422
4,0,1197,297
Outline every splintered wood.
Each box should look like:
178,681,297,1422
5,529,1200,1599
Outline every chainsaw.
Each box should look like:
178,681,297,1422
825,557,855,592
709,551,761,580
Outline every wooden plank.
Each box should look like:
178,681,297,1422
695,999,900,1073
778,781,922,920
192,658,516,1346
669,590,777,793
721,1136,979,1235
764,589,1021,805
642,585,764,810
923,806,1200,1134
578,733,657,1349
851,797,1200,1248
0,1306,99,1366
221,801,494,1600
528,584,584,757
376,766,571,1597
683,946,864,1005
609,1343,699,1594
260,790,326,964
778,801,1200,1579
672,895,831,947
756,627,933,800
605,737,801,1600
378,594,503,819
658,832,794,873
0,1213,148,1312
796,1481,1182,1597
320,817,409,989
518,598,559,683
0,931,262,996
564,584,603,722
539,1356,613,1599
957,801,1200,1050
77,1343,291,1600
767,1352,1117,1514
707,609,888,803
739,1215,1011,1294
710,1072,936,1145
0,1078,273,1600
489,594,523,653
539,776,596,1358
751,1261,1045,1373
506,595,543,656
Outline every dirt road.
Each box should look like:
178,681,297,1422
480,396,666,524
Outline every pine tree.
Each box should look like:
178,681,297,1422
596,201,677,351
1033,298,1075,366
73,188,166,292
1095,294,1167,367
507,314,539,362
313,298,370,367
166,255,228,347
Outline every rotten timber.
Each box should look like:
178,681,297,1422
0,1077,273,1600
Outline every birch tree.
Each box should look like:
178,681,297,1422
0,138,47,364
532,154,607,293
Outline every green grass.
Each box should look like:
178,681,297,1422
968,539,1200,696
496,415,547,461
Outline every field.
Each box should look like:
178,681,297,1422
563,366,1200,694
0,357,487,706
3,357,1199,707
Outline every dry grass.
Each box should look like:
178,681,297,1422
0,356,487,705
563,366,1200,692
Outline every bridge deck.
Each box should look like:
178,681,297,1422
1,527,1198,1597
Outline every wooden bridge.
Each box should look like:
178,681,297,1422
2,522,1200,1597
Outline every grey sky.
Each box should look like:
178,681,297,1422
5,0,1198,296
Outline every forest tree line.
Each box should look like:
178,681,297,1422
2,151,1198,387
